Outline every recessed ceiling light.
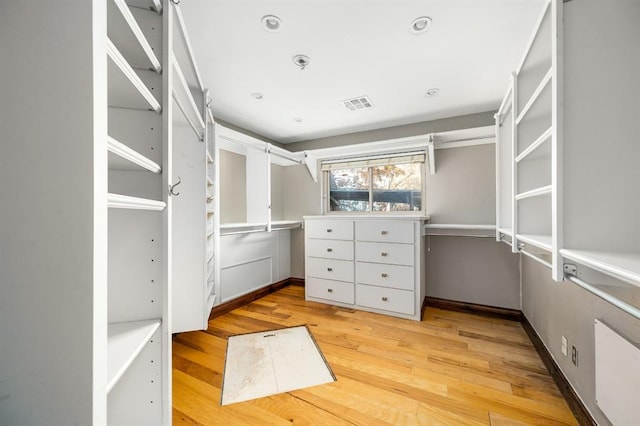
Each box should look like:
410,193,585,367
261,15,281,32
294,117,303,123
425,88,440,97
292,54,310,70
251,93,263,100
410,16,432,35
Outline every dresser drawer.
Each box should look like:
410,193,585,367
355,220,414,244
305,219,353,240
307,277,354,304
307,257,354,282
356,241,414,266
355,262,414,291
306,239,353,261
356,284,414,315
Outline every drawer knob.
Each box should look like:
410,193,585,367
381,273,388,278
327,288,333,293
381,230,388,235
326,228,333,233
381,252,388,257
382,296,388,302
327,268,333,272
327,248,333,252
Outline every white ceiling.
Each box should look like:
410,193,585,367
181,0,545,144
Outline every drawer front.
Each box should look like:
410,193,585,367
355,220,415,244
305,219,354,240
307,277,354,304
356,241,415,266
355,262,414,291
356,284,414,315
307,257,354,282
306,239,354,261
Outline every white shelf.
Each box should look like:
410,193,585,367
207,251,214,264
171,53,205,133
220,222,267,236
516,67,553,125
206,151,213,164
206,207,214,214
498,227,513,237
126,0,162,14
107,136,161,173
207,177,214,187
517,234,552,252
515,126,552,163
107,320,160,393
107,38,161,112
173,5,205,92
207,230,214,238
108,0,161,72
561,249,640,288
107,193,166,211
515,184,552,201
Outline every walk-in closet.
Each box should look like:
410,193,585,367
1,0,639,425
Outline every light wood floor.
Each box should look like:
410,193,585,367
172,285,577,425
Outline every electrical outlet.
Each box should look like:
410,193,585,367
571,345,578,366
561,336,568,356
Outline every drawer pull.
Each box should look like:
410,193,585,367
326,228,333,233
381,230,388,235
327,248,333,252
327,268,333,272
381,252,388,257
381,273,388,278
327,288,333,293
382,296,388,302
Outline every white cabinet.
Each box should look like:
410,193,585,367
305,216,426,321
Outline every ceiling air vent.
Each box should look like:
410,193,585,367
341,96,374,111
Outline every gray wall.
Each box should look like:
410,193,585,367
522,257,640,425
424,144,520,308
219,149,247,223
270,164,284,220
285,111,495,151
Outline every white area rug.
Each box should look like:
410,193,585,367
221,325,335,405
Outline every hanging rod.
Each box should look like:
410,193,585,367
521,249,552,269
172,90,204,142
565,272,640,321
269,147,304,164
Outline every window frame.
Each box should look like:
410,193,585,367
322,156,426,215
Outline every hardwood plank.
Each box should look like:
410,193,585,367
173,285,578,425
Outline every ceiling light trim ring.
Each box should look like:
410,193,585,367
261,15,281,32
410,16,432,35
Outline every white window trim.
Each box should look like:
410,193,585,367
322,153,426,215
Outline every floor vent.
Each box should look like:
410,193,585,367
341,95,374,111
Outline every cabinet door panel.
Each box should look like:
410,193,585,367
356,262,413,290
307,257,354,282
306,220,354,240
356,242,414,266
356,220,414,244
306,239,354,261
307,278,354,304
356,284,414,315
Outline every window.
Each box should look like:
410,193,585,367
323,153,425,213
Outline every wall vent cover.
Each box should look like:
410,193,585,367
341,95,374,111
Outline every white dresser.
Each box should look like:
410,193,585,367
304,216,427,321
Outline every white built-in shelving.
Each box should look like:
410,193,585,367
558,0,640,296
168,1,216,334
495,0,640,320
106,0,168,423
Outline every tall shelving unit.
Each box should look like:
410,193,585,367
495,74,514,247
558,1,640,297
106,0,169,423
168,3,218,334
504,0,561,277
